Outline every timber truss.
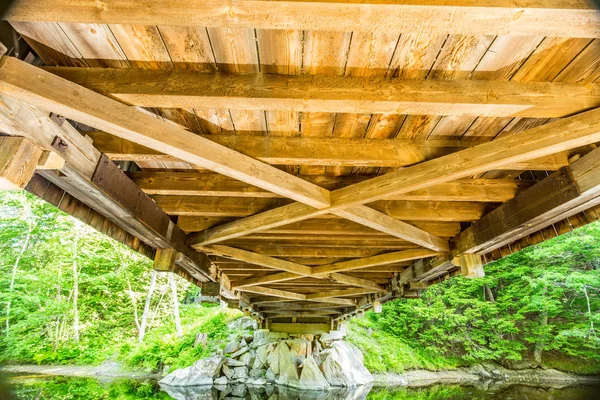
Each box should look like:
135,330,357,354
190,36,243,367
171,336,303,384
1,1,600,330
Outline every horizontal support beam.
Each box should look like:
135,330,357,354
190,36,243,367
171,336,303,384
156,195,485,222
130,172,533,202
41,68,600,117
180,218,461,238
305,288,383,299
233,249,439,288
334,205,450,252
236,286,306,301
91,132,573,171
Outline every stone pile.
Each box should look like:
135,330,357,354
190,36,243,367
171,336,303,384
160,319,373,391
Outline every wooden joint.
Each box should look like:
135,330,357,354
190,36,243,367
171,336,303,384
0,136,44,190
37,151,66,170
153,247,178,272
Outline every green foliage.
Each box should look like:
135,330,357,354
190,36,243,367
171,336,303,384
355,221,600,373
9,375,171,399
347,318,462,373
120,306,241,372
2,190,599,376
0,190,243,369
367,385,481,400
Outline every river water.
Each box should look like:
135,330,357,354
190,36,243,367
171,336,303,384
3,373,600,399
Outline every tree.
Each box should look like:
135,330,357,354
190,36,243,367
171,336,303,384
139,271,157,342
169,273,183,337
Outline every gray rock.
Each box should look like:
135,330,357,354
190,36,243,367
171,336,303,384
321,341,373,387
320,330,344,343
233,366,248,379
222,364,234,379
296,355,330,390
230,346,250,359
246,377,267,386
158,384,216,400
224,340,239,354
286,339,312,358
265,368,276,381
225,358,246,367
214,376,228,386
239,350,255,367
256,344,272,365
159,355,225,386
231,384,247,397
228,316,254,331
273,342,300,386
249,366,264,378
253,329,271,341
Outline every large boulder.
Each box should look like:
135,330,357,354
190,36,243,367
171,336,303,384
320,330,344,343
321,341,373,387
159,355,225,386
286,339,312,358
296,355,330,390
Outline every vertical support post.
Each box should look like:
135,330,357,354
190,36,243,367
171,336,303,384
153,248,177,272
373,300,382,313
456,254,485,278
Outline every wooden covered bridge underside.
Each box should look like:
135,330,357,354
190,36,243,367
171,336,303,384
1,0,600,330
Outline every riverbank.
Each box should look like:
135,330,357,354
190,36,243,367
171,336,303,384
374,364,600,389
0,362,158,380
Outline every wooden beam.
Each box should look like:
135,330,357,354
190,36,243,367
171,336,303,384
92,132,572,171
180,217,461,238
331,108,600,207
0,136,43,189
305,288,383,299
5,1,598,37
130,172,533,202
312,249,439,275
209,245,384,290
203,245,313,276
0,56,330,209
453,147,600,255
156,196,484,222
41,68,600,117
259,303,348,310
0,94,212,282
230,246,385,258
236,286,306,301
334,205,450,252
190,108,600,247
234,249,439,288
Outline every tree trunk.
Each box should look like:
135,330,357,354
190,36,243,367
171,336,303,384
5,221,35,335
534,284,548,365
583,286,596,337
72,230,80,342
139,270,157,342
169,273,183,337
484,284,495,302
533,309,547,364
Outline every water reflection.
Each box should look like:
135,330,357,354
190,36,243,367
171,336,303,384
161,382,373,400
5,372,600,400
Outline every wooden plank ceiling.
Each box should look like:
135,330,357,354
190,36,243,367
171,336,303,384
4,0,600,324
